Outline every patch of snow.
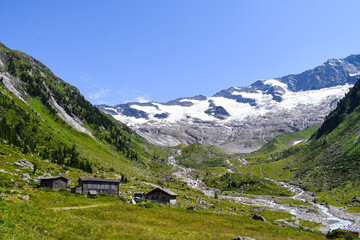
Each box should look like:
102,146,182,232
349,72,360,77
263,79,289,89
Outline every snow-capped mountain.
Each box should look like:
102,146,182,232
97,55,360,153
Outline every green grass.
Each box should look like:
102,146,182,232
203,172,293,197
298,220,322,230
176,143,229,169
247,126,319,161
0,190,325,240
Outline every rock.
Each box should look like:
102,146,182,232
187,205,208,211
129,186,136,189
20,195,29,201
232,237,256,240
13,162,25,168
0,193,5,198
352,196,360,203
0,169,8,174
14,169,22,173
19,159,34,168
252,213,266,221
21,173,31,181
10,190,20,194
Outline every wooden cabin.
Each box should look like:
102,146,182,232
71,177,120,196
145,187,178,205
38,176,68,190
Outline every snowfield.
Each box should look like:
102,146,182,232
110,79,352,126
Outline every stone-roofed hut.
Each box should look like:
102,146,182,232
145,187,178,205
38,176,68,190
71,177,120,196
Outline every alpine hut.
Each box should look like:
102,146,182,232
145,187,178,205
71,177,120,196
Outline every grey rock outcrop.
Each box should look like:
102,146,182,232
21,173,31,181
19,159,34,168
13,162,25,168
20,195,29,201
232,237,256,240
252,213,266,221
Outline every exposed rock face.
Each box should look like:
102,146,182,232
97,55,360,153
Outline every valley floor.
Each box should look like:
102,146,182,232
167,151,360,234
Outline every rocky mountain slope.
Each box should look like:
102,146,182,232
98,55,360,153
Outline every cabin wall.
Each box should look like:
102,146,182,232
39,179,67,190
52,179,67,190
80,181,119,195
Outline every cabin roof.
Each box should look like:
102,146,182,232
38,176,68,182
78,177,120,183
146,187,178,196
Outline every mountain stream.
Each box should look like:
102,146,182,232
168,152,360,233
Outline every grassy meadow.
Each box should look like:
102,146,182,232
0,188,325,240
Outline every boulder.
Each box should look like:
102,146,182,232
232,237,256,240
252,213,266,221
0,169,8,174
186,205,207,211
20,159,34,168
13,162,25,168
20,195,29,201
21,173,31,181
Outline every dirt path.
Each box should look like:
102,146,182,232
50,203,117,211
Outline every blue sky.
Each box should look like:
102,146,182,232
1,0,360,105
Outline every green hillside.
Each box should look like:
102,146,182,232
247,126,319,162
0,42,171,180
